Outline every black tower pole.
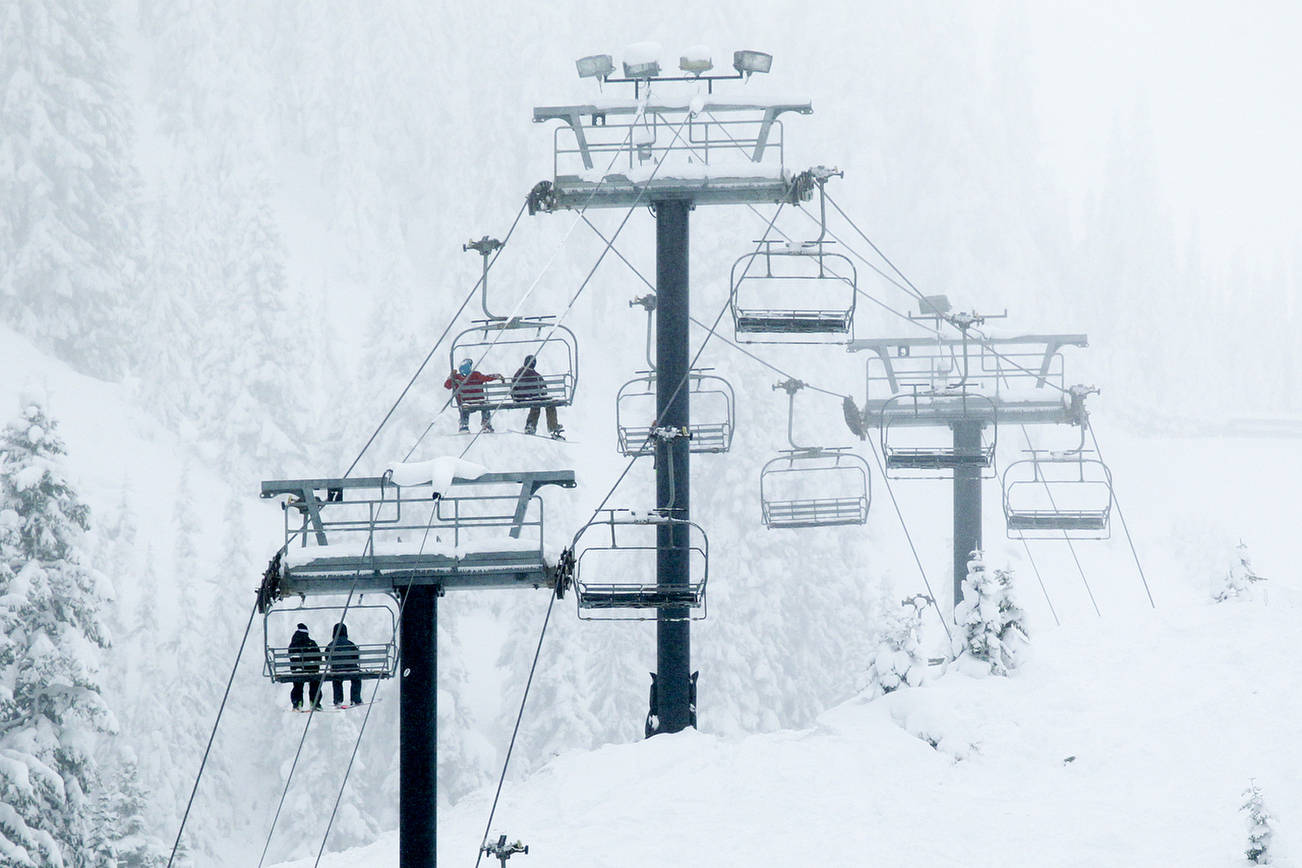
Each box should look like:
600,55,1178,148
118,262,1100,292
653,199,693,735
952,421,984,609
400,585,438,867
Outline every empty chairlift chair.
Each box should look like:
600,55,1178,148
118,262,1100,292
263,600,400,685
730,239,857,341
615,370,736,456
565,509,709,621
759,379,871,529
879,387,998,479
1002,428,1113,539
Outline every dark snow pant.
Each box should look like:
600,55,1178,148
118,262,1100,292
290,678,321,709
458,406,492,429
525,405,560,433
332,677,363,706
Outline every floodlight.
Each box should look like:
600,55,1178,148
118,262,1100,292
576,54,615,82
679,47,713,75
622,58,661,79
732,50,772,79
919,295,952,317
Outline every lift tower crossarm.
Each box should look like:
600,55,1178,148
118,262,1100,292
533,99,811,167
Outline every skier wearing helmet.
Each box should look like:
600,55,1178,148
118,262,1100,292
444,358,503,432
510,354,565,439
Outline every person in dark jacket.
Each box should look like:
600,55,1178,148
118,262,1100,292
324,622,363,707
288,623,322,710
445,358,504,433
511,355,565,440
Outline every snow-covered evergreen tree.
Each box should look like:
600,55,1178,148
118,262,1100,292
1242,780,1276,864
864,594,932,697
1214,540,1265,602
0,0,140,379
0,402,114,865
103,751,168,867
952,551,1029,676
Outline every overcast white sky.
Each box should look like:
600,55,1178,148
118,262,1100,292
1021,0,1301,259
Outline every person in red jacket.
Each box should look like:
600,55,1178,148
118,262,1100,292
445,358,503,432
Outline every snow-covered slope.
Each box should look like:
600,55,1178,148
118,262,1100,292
280,593,1300,867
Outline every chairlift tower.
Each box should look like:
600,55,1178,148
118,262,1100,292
531,45,826,735
257,470,575,868
847,297,1092,610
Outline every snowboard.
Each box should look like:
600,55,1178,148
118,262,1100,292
506,429,572,442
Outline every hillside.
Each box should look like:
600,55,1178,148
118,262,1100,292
279,586,1301,867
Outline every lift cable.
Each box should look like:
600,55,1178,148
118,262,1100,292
167,599,259,867
257,547,375,868
695,111,940,339
579,213,847,401
743,202,940,338
313,570,425,865
472,205,791,863
1086,424,1156,608
345,199,529,479
450,114,697,461
309,117,736,864
862,433,954,644
312,478,462,861
579,214,953,644
822,189,1161,611
401,118,658,462
1013,421,1098,618
819,190,1076,398
471,585,560,868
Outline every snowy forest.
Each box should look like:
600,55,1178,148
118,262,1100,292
1,0,1299,865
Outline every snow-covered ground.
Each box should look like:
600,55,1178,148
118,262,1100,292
280,594,1300,867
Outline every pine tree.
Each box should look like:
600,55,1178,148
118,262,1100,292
952,551,1029,676
865,594,932,697
103,752,168,868
0,402,114,865
0,0,140,379
1214,540,1265,602
1242,780,1275,864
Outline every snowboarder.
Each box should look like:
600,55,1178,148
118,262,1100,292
324,622,363,707
445,358,504,432
511,354,565,440
288,623,322,710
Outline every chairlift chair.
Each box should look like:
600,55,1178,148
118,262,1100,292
567,509,709,621
1002,427,1113,539
730,239,857,341
262,600,399,683
759,379,871,528
729,170,856,342
879,388,998,479
615,370,736,456
448,316,579,411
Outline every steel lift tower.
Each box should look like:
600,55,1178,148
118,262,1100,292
257,469,575,867
847,296,1093,609
531,46,825,734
